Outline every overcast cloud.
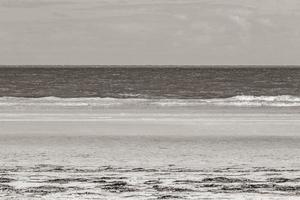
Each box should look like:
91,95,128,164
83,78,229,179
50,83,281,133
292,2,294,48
1,0,300,65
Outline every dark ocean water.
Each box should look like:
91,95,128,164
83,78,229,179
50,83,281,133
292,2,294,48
0,67,300,98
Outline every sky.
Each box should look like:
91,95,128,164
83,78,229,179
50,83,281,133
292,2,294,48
0,0,300,65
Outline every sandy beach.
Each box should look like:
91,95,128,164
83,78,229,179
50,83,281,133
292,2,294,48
0,106,300,199
1,105,300,137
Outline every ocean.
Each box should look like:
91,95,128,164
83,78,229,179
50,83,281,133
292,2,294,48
1,67,300,98
0,67,300,107
0,66,300,199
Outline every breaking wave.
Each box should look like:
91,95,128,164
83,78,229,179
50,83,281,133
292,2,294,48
202,95,300,107
0,95,300,107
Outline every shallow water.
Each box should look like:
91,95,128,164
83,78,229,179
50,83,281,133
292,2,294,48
0,135,299,199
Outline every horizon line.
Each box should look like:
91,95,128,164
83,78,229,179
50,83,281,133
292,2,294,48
0,65,300,68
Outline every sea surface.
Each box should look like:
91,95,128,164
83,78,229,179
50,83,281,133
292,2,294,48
0,66,300,199
0,67,300,107
0,67,300,99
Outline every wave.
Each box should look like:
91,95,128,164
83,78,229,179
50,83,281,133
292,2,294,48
203,95,300,107
0,95,300,107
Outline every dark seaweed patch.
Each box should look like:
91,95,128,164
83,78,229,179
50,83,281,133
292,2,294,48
153,185,193,192
46,178,89,184
0,177,15,183
158,195,182,199
243,183,274,189
24,185,67,195
0,184,15,192
274,185,300,192
268,177,300,183
31,164,68,172
90,179,107,183
131,168,146,172
46,176,126,185
253,167,299,172
201,183,221,188
219,185,256,193
202,177,251,183
101,181,136,193
75,191,101,195
99,176,127,180
173,180,202,184
144,180,162,185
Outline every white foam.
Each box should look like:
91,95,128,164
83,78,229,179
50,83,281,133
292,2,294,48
207,95,300,107
0,95,300,107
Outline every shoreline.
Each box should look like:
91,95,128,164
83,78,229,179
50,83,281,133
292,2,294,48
0,65,299,68
1,106,300,137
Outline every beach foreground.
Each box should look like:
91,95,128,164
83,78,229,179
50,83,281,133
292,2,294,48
0,105,300,199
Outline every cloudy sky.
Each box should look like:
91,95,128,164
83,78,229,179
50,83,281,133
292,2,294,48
0,0,300,65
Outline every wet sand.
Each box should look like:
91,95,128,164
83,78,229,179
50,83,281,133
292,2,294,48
1,105,300,137
0,106,300,199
